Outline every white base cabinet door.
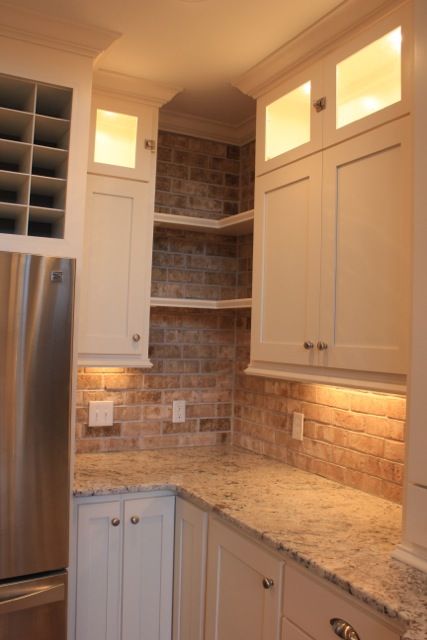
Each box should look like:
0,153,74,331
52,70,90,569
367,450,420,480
205,518,283,640
173,498,208,640
75,500,122,640
122,496,175,640
74,494,175,640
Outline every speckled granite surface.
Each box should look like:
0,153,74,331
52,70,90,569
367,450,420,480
74,445,427,640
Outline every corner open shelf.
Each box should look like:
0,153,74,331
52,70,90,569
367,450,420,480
150,297,252,309
0,73,72,238
153,209,254,236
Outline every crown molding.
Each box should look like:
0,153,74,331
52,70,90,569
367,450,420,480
158,109,256,145
234,0,405,98
0,2,120,59
93,69,181,108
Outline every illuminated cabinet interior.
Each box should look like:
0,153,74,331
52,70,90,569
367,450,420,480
93,109,138,169
256,7,408,176
265,81,311,160
336,27,402,129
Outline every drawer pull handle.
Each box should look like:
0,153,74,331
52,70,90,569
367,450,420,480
262,577,274,589
130,515,140,525
330,618,360,640
111,518,120,527
303,341,314,350
317,341,328,351
132,333,141,342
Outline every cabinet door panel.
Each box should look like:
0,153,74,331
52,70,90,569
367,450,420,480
256,64,323,175
173,498,208,640
79,174,152,365
320,118,410,373
251,154,322,366
122,496,175,640
205,518,283,640
75,501,122,640
281,619,312,640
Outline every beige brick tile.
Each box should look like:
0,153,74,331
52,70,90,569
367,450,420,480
104,374,143,390
384,396,406,420
77,374,103,390
383,440,405,462
349,391,386,416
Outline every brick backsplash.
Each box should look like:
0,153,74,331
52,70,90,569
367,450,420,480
76,307,235,453
233,310,406,503
77,130,407,504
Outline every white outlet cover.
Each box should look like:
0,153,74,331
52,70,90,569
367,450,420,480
292,412,304,441
88,400,114,427
173,399,186,423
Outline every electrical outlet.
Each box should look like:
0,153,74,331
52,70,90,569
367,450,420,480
88,401,114,427
173,400,186,423
292,412,304,441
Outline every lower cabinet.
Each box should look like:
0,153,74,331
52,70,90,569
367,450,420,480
173,498,208,640
73,493,175,640
204,518,283,640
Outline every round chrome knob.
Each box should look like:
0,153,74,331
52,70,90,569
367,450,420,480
317,341,328,351
303,341,314,350
111,518,120,527
330,618,360,640
262,577,274,590
132,333,141,342
130,515,140,525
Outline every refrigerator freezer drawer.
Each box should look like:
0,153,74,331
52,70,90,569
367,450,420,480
0,572,67,640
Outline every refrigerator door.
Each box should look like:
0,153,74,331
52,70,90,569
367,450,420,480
0,252,75,580
0,572,67,640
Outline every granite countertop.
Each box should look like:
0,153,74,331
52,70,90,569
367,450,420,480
74,445,427,640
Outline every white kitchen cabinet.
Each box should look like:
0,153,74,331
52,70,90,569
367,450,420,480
249,116,410,391
173,498,208,640
282,564,402,640
205,517,283,640
256,3,411,176
75,500,122,640
78,174,153,367
73,493,175,640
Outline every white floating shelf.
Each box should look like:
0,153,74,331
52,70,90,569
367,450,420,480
153,209,254,236
150,297,252,309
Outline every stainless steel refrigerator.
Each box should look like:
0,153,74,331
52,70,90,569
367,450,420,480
0,251,75,639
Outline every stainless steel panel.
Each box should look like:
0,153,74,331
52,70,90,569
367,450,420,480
0,572,67,640
0,252,75,580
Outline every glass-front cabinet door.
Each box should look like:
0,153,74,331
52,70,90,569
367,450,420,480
323,4,411,146
88,92,158,182
256,63,323,175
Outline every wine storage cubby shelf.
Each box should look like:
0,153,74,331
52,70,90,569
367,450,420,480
0,73,72,239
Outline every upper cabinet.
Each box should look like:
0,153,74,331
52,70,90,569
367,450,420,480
78,72,178,367
88,92,158,183
256,3,411,176
0,7,117,259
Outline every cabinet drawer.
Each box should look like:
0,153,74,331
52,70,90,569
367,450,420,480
281,618,311,640
283,565,401,640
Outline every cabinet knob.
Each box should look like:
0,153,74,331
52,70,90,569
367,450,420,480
313,96,327,112
303,341,314,350
330,618,360,640
262,577,274,590
317,341,328,351
130,515,140,525
132,333,141,342
111,518,120,527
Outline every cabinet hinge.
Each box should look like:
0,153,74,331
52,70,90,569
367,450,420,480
313,96,327,112
144,139,156,151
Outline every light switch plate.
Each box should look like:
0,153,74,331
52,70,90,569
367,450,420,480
88,400,114,427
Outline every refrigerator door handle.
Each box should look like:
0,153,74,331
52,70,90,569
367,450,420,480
0,582,65,615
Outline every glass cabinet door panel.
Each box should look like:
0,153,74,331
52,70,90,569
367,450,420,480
265,82,311,160
93,109,138,168
336,27,402,129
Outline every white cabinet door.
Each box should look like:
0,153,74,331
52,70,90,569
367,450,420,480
173,498,208,640
251,153,322,367
320,118,411,374
122,496,175,640
78,174,153,367
205,518,283,640
75,501,122,640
